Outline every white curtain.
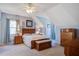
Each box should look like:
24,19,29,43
0,13,7,45
0,21,1,45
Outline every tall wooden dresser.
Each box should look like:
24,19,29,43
64,39,79,56
60,28,77,46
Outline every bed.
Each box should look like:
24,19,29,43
22,28,50,48
23,34,49,48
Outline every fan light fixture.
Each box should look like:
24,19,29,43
26,3,36,14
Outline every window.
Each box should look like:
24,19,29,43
9,20,17,35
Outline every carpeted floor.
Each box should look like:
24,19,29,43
0,44,64,56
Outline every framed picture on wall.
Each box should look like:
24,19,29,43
26,20,33,27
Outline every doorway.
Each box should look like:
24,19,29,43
46,24,52,39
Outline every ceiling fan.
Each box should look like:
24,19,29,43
25,3,36,14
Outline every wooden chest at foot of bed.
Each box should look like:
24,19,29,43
35,40,51,51
31,38,49,49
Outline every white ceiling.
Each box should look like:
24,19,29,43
0,3,58,17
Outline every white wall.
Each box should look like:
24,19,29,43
42,4,79,44
21,17,36,29
43,4,79,28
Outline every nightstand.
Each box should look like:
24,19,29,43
14,35,23,44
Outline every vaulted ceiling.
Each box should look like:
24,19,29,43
0,3,58,16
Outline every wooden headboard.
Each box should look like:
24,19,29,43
22,28,35,35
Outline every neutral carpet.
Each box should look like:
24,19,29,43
0,44,64,56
